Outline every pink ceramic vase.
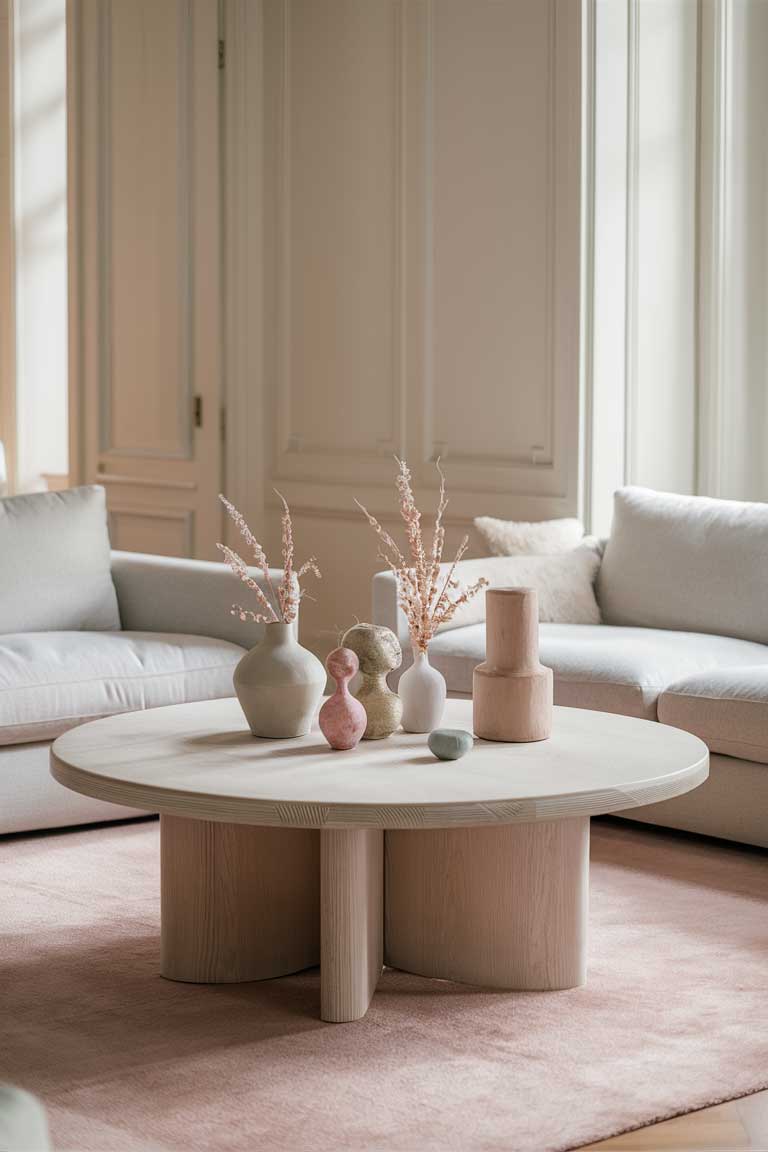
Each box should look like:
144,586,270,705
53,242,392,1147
319,647,367,751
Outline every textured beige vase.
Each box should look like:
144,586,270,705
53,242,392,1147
473,588,553,742
234,622,325,739
341,623,403,740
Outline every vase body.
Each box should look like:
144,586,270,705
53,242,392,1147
319,647,367,750
473,588,553,742
234,622,325,739
341,623,403,739
399,646,447,733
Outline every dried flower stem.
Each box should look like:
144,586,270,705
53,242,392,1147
357,458,488,652
217,494,321,625
218,494,280,614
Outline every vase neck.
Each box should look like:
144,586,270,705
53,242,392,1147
411,645,429,666
262,621,294,647
363,670,390,693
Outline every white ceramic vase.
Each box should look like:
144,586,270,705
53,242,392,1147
398,645,447,733
234,621,325,739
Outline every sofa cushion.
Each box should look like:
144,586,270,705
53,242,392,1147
659,666,768,763
427,623,768,719
0,631,245,746
437,548,601,633
597,486,768,645
0,486,120,634
473,515,584,556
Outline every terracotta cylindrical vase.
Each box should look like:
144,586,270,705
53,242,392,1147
473,588,553,742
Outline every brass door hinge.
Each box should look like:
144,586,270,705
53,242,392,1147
193,395,203,428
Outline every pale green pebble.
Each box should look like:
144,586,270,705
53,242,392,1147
428,728,474,761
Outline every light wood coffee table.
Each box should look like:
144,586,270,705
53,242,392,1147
51,699,707,1022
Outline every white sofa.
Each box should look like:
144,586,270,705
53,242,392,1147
0,1084,50,1151
0,486,276,835
373,486,768,849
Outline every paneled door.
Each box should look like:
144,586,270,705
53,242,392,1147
68,0,222,559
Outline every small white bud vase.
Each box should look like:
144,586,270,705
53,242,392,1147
234,621,325,739
398,645,447,733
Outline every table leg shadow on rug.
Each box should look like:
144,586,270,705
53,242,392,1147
1,817,766,1152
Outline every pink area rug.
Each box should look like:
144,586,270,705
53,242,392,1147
1,818,767,1152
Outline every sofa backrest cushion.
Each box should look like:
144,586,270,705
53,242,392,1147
0,485,120,634
437,546,602,633
597,486,768,644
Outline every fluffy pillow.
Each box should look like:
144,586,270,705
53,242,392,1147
0,485,120,634
438,546,602,633
474,515,584,556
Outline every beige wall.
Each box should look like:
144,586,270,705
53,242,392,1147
66,0,582,653
63,0,767,655
255,0,582,655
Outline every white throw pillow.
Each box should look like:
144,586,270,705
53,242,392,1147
0,485,120,634
474,515,584,556
598,486,768,645
438,546,601,633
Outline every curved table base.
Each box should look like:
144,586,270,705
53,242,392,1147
385,819,589,990
159,816,588,1018
160,816,320,983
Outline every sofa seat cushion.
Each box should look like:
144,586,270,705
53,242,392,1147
0,631,245,746
427,623,768,719
659,666,768,763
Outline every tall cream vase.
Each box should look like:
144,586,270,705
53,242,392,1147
234,621,325,739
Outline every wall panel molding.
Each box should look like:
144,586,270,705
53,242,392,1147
256,0,583,647
417,0,580,500
223,0,265,537
96,0,194,462
273,0,406,487
70,0,223,559
108,505,193,557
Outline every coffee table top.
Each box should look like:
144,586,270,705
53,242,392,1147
50,698,708,829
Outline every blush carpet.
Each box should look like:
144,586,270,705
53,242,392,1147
1,818,767,1152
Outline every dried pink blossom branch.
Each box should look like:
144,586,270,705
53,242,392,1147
229,603,279,625
357,458,488,652
216,494,321,626
274,490,297,623
219,494,280,613
215,543,279,623
354,499,407,569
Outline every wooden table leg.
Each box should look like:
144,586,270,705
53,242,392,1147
320,828,383,1022
160,815,319,983
384,818,589,990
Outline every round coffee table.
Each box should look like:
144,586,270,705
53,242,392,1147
51,698,708,1022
